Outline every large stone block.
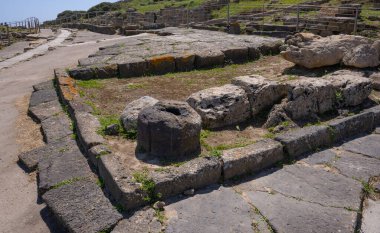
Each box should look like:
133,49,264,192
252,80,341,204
32,80,54,92
42,179,122,233
187,84,251,129
120,96,159,132
222,47,249,64
137,100,201,160
147,55,176,75
275,125,333,158
74,112,104,151
28,100,62,123
232,75,288,116
328,112,374,142
194,50,225,69
222,139,284,180
40,113,73,144
152,157,222,198
174,53,195,72
117,57,148,78
38,147,93,194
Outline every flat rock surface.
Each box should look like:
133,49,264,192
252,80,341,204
29,89,58,108
40,113,72,143
165,185,270,233
38,146,93,193
18,139,77,172
235,164,362,209
28,100,63,122
342,134,380,159
42,178,122,233
32,80,54,91
361,199,380,233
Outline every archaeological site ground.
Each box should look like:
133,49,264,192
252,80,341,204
1,0,380,233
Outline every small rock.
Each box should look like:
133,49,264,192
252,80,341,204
153,201,165,210
105,124,119,136
48,46,56,51
183,189,195,196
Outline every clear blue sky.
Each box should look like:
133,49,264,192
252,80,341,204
0,0,119,23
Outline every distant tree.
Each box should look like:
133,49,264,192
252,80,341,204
87,2,117,13
57,10,86,20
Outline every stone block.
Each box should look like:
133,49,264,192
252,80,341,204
68,67,96,80
42,179,122,233
187,84,251,129
222,47,249,64
40,113,73,144
328,112,374,142
74,112,104,151
28,100,62,123
275,125,333,158
32,80,54,92
194,50,225,69
29,89,58,108
174,53,195,72
222,139,284,180
147,55,176,75
117,57,148,78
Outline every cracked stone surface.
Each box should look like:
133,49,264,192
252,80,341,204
342,134,380,159
164,185,271,233
235,164,362,210
159,132,380,232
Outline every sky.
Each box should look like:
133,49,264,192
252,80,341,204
0,0,119,23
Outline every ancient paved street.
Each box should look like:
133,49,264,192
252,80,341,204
161,131,380,233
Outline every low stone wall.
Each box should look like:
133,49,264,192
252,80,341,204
52,67,380,213
62,23,117,35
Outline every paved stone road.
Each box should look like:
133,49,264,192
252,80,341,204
163,131,380,233
119,131,380,233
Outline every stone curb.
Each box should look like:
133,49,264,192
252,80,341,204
55,69,380,214
19,78,123,233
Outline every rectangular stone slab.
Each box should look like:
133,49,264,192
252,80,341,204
29,89,58,108
42,178,122,233
74,112,104,151
152,157,222,198
38,146,93,194
222,139,284,180
275,125,333,158
28,100,63,123
328,111,374,142
18,139,77,172
32,80,54,92
40,113,73,144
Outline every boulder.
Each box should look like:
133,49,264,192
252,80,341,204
285,78,336,120
232,75,288,116
281,33,374,68
187,84,251,129
137,100,202,160
342,43,380,68
120,96,159,132
370,72,380,91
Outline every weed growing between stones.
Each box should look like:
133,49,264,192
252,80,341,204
50,177,83,190
263,132,275,139
84,100,101,115
96,114,137,140
154,208,166,225
132,168,162,202
114,204,125,213
96,178,105,188
76,79,104,89
361,181,376,196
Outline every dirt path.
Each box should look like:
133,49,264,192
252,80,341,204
0,30,130,233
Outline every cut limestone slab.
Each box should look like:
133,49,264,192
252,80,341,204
232,75,288,116
29,89,58,108
236,164,362,210
222,139,284,180
243,191,357,233
342,134,380,159
116,56,147,78
222,47,249,64
74,111,104,150
165,185,270,233
361,199,380,233
174,53,195,72
40,113,73,144
194,50,225,69
147,55,176,75
28,100,63,123
18,139,77,172
152,157,222,198
275,125,333,158
112,208,162,233
32,80,54,91
38,147,93,194
328,112,374,143
187,84,250,129
120,96,159,132
137,100,202,160
42,178,122,233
